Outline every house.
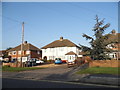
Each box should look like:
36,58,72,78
7,41,42,62
41,37,81,62
106,30,120,60
0,50,11,62
0,50,6,61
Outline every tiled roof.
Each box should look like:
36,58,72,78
105,32,120,51
0,50,6,56
79,52,86,55
41,38,79,49
7,43,41,52
65,51,77,55
105,33,120,43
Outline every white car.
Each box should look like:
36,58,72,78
36,60,44,64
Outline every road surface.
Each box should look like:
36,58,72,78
2,78,116,88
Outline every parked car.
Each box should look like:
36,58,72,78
54,58,62,64
67,60,75,68
26,58,37,66
11,60,16,63
25,60,36,67
2,60,6,63
36,60,44,65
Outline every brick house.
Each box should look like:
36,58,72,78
0,50,6,61
7,41,42,62
106,30,120,60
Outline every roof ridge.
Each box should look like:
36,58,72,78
41,38,78,49
65,51,77,55
7,43,40,52
29,43,41,50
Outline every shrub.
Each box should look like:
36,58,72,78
42,59,47,62
47,60,54,63
2,65,10,68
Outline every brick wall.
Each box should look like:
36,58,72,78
89,60,120,67
31,51,41,58
2,62,23,67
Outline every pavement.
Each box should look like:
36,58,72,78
67,73,120,86
65,64,120,86
2,63,120,87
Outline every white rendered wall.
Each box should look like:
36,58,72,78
42,47,81,60
65,55,77,62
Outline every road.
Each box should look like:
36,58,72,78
2,78,115,88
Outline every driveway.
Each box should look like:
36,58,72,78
2,63,83,81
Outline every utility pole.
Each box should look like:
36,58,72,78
20,22,24,67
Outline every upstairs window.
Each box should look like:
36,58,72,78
18,51,21,55
26,51,30,54
44,49,46,52
12,51,16,55
8,52,12,55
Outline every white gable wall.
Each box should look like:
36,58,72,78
42,47,81,60
66,55,77,62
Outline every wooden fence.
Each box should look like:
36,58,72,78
89,60,120,67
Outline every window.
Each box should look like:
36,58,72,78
44,49,46,52
26,51,30,54
49,56,51,60
12,51,16,55
18,51,21,55
37,51,40,54
18,57,21,62
60,48,63,51
8,52,12,55
49,48,51,52
50,48,54,52
52,49,54,52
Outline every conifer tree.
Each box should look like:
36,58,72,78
80,15,113,60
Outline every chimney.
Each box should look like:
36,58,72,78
111,30,116,35
60,37,63,41
24,41,27,45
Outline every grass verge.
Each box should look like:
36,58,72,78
2,66,46,72
76,67,120,75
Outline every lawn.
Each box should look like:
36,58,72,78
76,67,120,75
2,66,46,72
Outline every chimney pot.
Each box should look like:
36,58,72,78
111,30,116,35
24,41,27,45
60,37,63,41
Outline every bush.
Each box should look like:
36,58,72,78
42,59,47,62
47,60,54,63
2,65,10,68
